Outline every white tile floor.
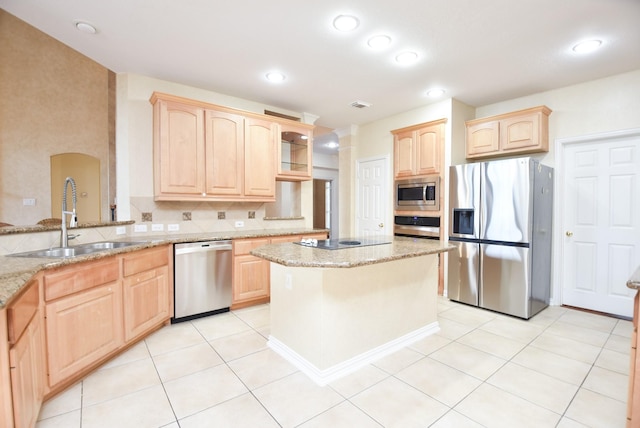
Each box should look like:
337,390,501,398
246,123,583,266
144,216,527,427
36,297,631,428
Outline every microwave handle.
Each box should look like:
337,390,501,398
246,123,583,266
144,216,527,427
423,185,427,202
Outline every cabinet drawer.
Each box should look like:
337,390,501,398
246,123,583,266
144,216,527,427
122,246,169,277
44,258,119,301
7,278,39,344
233,238,270,256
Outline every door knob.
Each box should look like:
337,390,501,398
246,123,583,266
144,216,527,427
378,223,384,228
566,231,573,237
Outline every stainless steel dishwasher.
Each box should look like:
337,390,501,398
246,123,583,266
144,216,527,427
173,240,232,323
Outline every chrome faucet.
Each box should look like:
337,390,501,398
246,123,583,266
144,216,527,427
61,177,78,247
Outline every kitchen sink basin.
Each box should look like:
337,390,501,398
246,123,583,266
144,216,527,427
7,241,147,258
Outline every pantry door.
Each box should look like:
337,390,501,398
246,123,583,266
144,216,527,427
356,156,389,238
560,129,640,318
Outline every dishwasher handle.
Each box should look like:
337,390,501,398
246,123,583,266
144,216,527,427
175,241,232,255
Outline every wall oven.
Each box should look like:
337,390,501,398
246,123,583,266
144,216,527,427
394,216,440,240
395,176,440,211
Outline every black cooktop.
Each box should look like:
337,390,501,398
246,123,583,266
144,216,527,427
295,237,392,250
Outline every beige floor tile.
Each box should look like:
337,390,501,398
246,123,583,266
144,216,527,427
545,321,610,347
97,340,150,370
209,329,267,361
605,333,631,354
298,401,384,427
487,362,578,414
152,342,224,382
329,364,389,398
595,347,630,375
582,366,629,402
144,321,207,356
430,410,485,428
37,382,81,420
232,303,271,330
556,417,590,427
564,388,626,427
430,342,506,380
530,332,602,364
178,393,280,428
558,309,618,333
408,332,452,355
396,357,482,407
35,410,81,428
455,383,560,428
82,357,161,406
191,311,252,340
437,318,476,340
227,348,298,390
438,306,496,327
253,372,344,427
510,346,591,385
479,317,544,343
371,347,425,374
163,364,248,419
350,376,449,427
457,328,527,359
612,319,633,338
81,385,175,428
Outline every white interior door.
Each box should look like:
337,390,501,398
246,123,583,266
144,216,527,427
561,130,640,318
356,157,389,238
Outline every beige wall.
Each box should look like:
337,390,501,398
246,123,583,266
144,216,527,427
0,10,111,226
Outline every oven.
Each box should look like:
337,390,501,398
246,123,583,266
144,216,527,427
395,176,440,211
394,215,440,240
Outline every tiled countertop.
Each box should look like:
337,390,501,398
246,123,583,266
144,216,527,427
251,236,454,268
0,228,326,308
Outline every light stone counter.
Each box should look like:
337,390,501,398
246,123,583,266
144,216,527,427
251,236,453,385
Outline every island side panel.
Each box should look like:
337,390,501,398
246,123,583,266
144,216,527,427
269,254,439,371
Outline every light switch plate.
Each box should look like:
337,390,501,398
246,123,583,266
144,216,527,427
235,221,244,228
116,226,126,235
134,224,147,232
168,224,179,231
151,224,164,232
22,198,36,206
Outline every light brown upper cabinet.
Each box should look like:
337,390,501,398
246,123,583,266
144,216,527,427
466,105,552,159
277,123,314,181
151,92,305,201
392,119,446,179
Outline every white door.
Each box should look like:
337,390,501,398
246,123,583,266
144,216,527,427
561,130,640,318
356,157,389,238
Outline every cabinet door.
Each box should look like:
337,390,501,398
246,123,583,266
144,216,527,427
155,100,205,196
394,130,415,178
415,125,441,175
9,311,45,428
123,266,170,342
500,113,541,152
233,255,270,304
277,124,313,181
244,117,277,198
466,120,499,157
204,109,244,196
46,282,123,387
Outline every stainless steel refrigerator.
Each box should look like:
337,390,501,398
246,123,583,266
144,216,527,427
448,157,553,319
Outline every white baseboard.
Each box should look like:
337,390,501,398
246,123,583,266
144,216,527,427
267,321,440,386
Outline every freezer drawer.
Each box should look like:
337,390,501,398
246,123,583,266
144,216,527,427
447,240,479,306
480,243,531,318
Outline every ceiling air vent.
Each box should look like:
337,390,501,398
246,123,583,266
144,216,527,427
350,100,372,109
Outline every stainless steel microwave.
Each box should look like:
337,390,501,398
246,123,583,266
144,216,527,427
395,176,440,211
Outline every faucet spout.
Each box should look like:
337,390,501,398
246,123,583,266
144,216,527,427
61,177,78,247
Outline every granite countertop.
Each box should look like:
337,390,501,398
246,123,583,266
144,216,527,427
627,265,640,291
251,236,454,268
0,228,327,308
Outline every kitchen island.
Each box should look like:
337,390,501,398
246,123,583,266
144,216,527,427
251,236,453,385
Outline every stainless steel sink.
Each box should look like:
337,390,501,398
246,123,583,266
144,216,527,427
7,241,147,258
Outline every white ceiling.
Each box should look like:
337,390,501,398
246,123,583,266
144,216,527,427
2,0,640,133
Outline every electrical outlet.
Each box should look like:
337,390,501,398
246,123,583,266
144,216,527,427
235,220,244,228
285,273,292,290
167,224,180,231
151,224,164,232
22,198,36,206
134,224,148,233
116,226,126,235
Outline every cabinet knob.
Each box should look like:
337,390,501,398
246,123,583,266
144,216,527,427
565,231,573,237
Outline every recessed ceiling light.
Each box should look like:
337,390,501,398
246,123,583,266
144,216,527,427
333,15,359,32
572,39,603,54
265,72,286,83
426,88,446,98
395,51,418,65
367,35,392,49
75,21,97,34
